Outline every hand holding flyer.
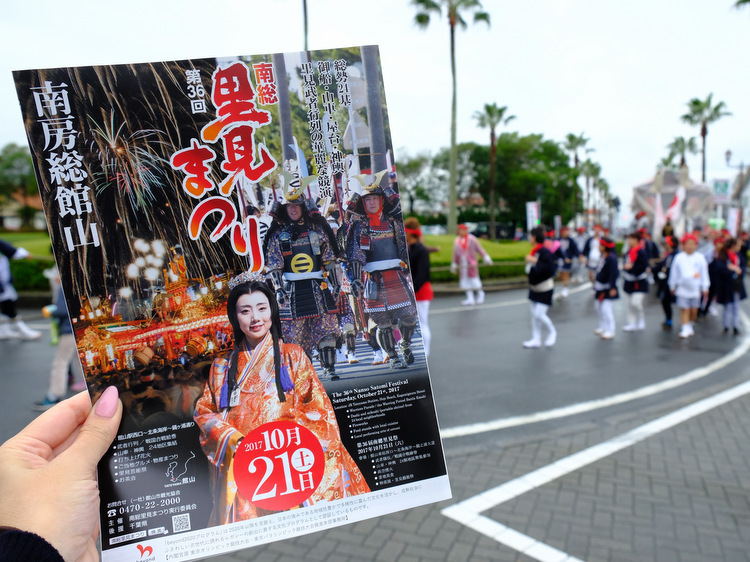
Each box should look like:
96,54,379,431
0,389,122,561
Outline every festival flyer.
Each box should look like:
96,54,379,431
14,46,450,561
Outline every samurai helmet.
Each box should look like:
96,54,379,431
352,170,389,196
277,160,316,203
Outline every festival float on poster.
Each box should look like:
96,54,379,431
14,46,450,562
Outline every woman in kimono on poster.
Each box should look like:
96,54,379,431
194,277,370,525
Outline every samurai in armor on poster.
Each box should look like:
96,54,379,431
344,171,418,370
263,170,342,379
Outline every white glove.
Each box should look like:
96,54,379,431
483,254,493,265
13,247,30,260
450,262,458,275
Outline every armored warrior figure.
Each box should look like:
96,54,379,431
337,208,387,365
344,171,418,370
264,175,342,379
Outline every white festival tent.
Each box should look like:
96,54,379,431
630,168,714,241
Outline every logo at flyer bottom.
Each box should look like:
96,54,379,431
233,420,325,511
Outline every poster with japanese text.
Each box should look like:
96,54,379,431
14,46,450,562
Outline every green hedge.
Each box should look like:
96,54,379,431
431,263,526,283
9,258,55,292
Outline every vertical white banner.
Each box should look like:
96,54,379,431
526,201,539,232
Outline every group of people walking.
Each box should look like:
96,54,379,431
521,224,748,347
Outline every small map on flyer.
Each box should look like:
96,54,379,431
13,46,450,562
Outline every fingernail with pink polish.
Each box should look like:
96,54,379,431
95,386,119,418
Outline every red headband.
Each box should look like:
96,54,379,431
404,227,422,237
681,233,698,244
600,239,616,249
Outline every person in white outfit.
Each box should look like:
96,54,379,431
0,238,41,340
451,224,493,305
668,234,710,339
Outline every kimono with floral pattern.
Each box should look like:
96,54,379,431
194,332,370,525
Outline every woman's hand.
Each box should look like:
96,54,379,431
0,387,122,561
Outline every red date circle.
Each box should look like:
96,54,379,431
233,420,325,511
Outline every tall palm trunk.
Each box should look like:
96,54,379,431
489,130,497,240
448,22,458,234
700,123,707,182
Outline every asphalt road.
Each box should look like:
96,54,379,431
5,284,740,445
3,283,750,561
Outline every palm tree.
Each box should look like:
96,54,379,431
413,0,490,234
666,136,699,168
596,178,610,226
580,159,601,227
735,0,750,8
473,103,515,240
563,132,591,169
659,154,676,170
563,133,593,219
680,94,732,182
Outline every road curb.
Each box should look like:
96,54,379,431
430,277,528,296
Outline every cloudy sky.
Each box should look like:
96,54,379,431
2,0,749,221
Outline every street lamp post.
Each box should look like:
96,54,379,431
726,149,746,233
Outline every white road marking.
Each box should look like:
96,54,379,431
442,375,750,561
439,293,749,439
431,282,592,314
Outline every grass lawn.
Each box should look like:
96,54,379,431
0,230,531,285
0,230,53,258
0,231,531,264
424,235,531,266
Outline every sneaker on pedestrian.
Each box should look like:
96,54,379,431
476,290,485,304
593,328,604,336
679,326,691,339
622,323,637,332
0,323,20,340
33,396,61,411
461,295,476,306
14,319,41,340
636,319,645,331
734,327,740,336
522,338,541,348
600,332,615,340
347,352,359,364
544,331,557,347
